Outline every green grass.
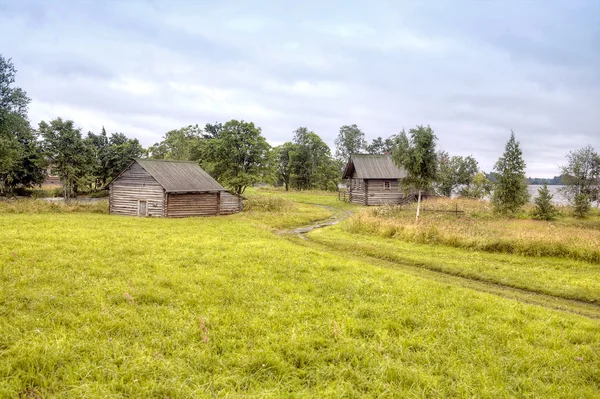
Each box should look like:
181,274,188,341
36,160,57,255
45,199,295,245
349,198,600,263
248,187,360,210
309,223,600,304
1,211,600,397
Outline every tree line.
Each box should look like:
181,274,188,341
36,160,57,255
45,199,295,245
1,54,598,217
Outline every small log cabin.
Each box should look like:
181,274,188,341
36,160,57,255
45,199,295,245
109,159,243,217
342,154,412,206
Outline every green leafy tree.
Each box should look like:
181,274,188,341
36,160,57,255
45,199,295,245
289,127,339,191
0,55,45,194
491,131,529,214
573,193,591,218
459,172,493,199
392,125,438,220
560,145,599,206
366,135,397,154
104,132,145,184
531,183,557,220
273,142,295,191
39,118,92,200
435,151,479,197
148,125,202,160
334,124,366,161
207,120,270,194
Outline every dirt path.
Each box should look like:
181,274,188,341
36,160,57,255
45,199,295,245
278,205,600,319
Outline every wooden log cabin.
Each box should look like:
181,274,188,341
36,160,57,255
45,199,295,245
109,159,243,217
342,154,412,206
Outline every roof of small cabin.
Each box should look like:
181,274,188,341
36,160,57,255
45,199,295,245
123,159,227,193
342,154,406,179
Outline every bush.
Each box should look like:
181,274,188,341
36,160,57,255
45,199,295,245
531,184,557,220
573,193,591,218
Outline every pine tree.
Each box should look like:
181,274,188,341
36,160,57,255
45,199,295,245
532,183,557,220
492,131,529,214
573,193,591,218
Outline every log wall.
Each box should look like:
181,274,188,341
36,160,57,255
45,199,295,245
364,179,406,206
110,162,165,216
220,192,243,214
166,193,219,217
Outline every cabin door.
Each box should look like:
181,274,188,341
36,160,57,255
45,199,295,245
138,200,148,216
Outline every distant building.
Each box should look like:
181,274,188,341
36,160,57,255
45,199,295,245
342,154,413,206
109,159,243,217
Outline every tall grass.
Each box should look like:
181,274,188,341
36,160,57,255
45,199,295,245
346,197,600,263
0,199,109,214
243,195,295,212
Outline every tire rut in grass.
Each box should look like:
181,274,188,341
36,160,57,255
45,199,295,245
276,209,600,319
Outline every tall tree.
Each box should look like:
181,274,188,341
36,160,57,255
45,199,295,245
0,55,45,194
392,126,438,220
491,131,529,214
435,151,479,197
147,125,202,160
39,118,92,200
207,120,270,194
559,145,599,206
335,124,366,161
290,127,339,191
273,142,295,191
366,135,397,154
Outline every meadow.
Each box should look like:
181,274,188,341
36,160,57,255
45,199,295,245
1,195,599,397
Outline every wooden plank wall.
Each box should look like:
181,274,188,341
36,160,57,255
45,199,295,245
110,162,165,216
365,179,405,206
348,178,366,205
220,192,243,214
166,193,219,217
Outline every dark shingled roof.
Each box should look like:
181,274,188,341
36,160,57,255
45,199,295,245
135,159,226,193
342,154,406,179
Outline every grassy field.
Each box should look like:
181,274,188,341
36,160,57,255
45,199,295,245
347,197,600,263
1,196,600,397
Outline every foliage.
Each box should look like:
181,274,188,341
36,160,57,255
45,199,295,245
573,193,591,219
1,211,599,397
458,172,493,199
147,125,202,161
491,131,529,214
273,142,295,191
365,135,397,155
334,124,366,161
39,118,92,200
84,127,144,188
0,55,45,194
289,127,340,191
435,150,479,197
532,183,558,220
391,125,438,219
207,120,271,194
560,145,599,204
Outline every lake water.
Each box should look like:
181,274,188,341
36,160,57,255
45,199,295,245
528,185,569,204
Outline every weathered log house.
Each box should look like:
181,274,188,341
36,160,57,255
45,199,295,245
109,159,242,217
342,154,411,206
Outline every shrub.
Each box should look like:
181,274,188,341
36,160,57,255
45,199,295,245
531,183,557,220
573,193,591,218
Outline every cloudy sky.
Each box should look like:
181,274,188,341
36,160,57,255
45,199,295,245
1,0,599,177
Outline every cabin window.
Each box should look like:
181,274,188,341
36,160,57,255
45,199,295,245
384,181,391,190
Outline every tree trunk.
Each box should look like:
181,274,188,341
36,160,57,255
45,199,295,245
415,190,422,221
285,181,289,191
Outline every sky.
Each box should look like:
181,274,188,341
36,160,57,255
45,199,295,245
1,0,599,177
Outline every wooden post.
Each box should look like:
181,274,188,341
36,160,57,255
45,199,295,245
216,191,221,215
